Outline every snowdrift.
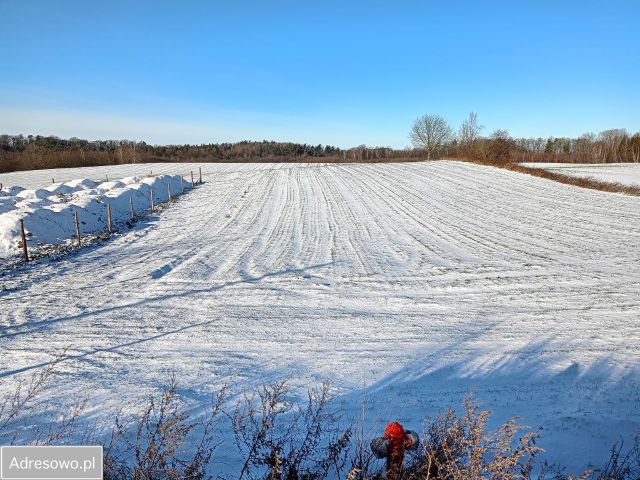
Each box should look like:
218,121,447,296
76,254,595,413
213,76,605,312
0,175,191,261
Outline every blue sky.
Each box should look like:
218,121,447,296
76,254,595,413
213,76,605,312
0,0,638,147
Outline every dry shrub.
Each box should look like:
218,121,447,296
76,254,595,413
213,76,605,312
594,434,640,479
2,368,639,479
0,360,57,441
537,432,640,480
402,394,541,480
232,380,352,480
103,375,226,480
0,350,88,446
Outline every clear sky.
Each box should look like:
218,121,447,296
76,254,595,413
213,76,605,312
0,0,638,148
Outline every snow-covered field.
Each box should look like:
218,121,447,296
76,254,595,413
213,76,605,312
0,160,639,473
521,162,640,187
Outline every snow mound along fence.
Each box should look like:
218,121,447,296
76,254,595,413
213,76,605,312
0,174,196,262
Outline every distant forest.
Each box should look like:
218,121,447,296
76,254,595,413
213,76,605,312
1,127,639,173
0,136,423,173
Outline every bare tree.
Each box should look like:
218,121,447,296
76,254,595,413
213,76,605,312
409,114,453,160
458,112,483,155
598,128,628,163
630,133,640,163
131,141,136,164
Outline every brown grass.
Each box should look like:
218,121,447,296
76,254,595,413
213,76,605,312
460,158,640,196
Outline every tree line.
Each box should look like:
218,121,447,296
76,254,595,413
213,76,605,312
409,113,640,164
1,120,639,173
0,136,349,173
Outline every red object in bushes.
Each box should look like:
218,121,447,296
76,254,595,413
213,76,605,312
383,421,407,464
373,421,420,480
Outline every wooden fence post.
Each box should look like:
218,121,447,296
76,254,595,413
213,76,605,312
107,203,112,233
20,219,29,262
167,183,172,202
106,174,109,182
199,167,202,184
74,211,81,247
150,189,155,212
129,196,135,220
191,171,194,187
52,178,55,184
